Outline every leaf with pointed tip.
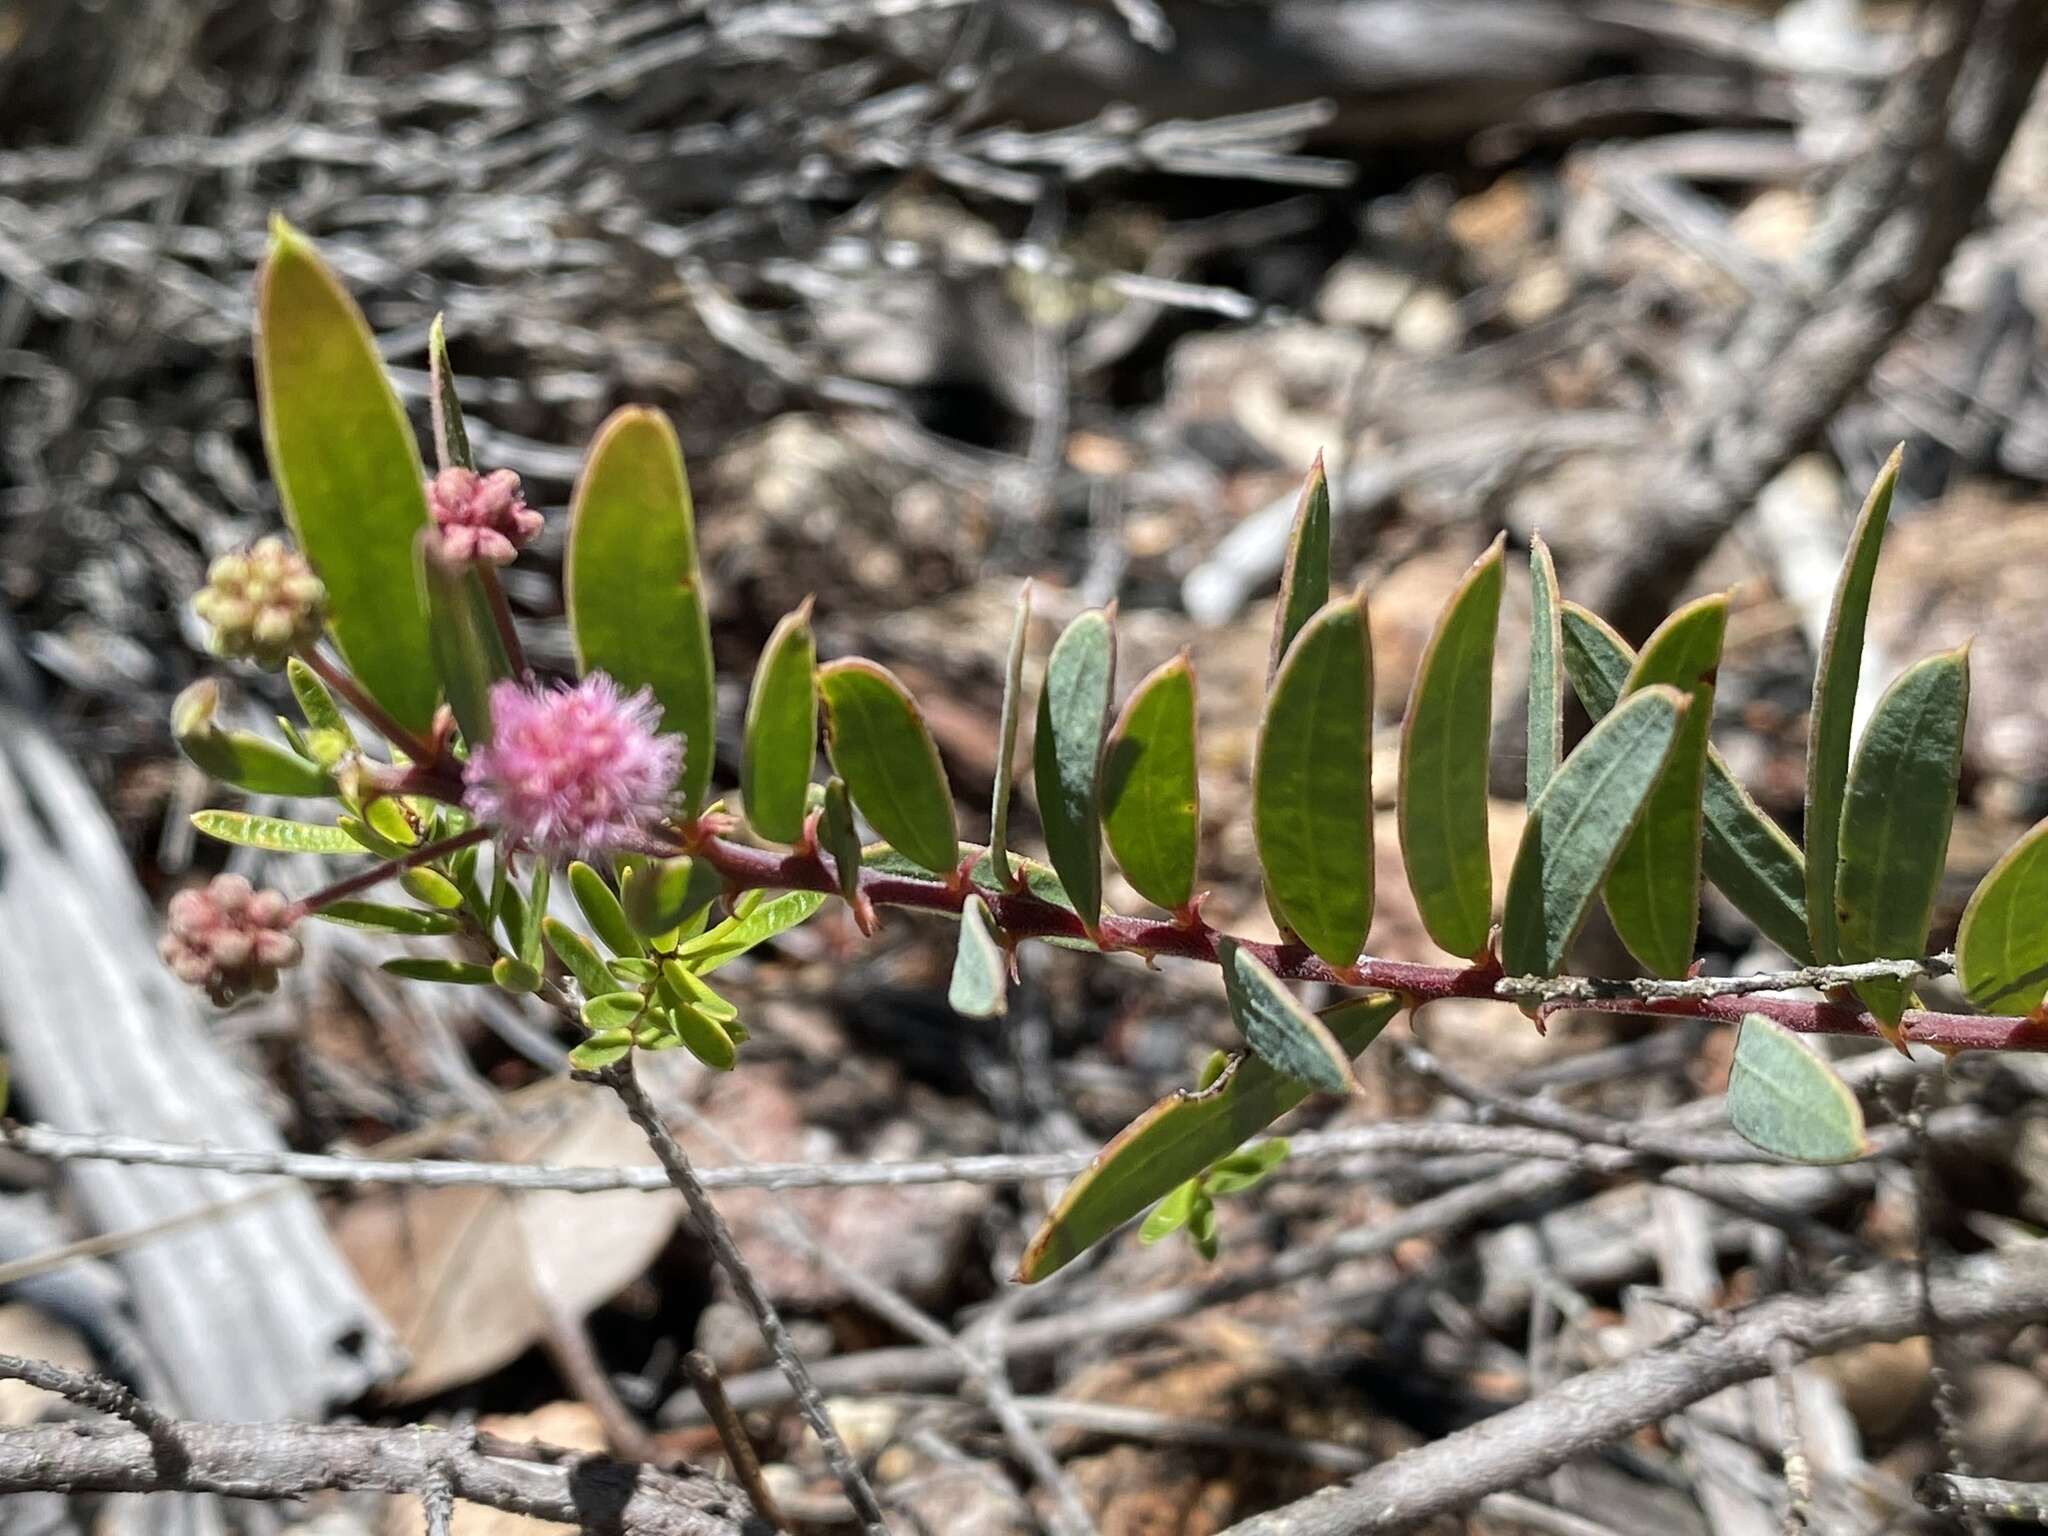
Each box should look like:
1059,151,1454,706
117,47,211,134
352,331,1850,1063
417,531,512,748
819,659,957,875
316,900,460,936
1807,446,1904,964
1218,939,1353,1094
568,861,643,958
741,600,817,844
1034,608,1117,933
1837,647,1969,1029
1398,536,1503,958
820,776,864,909
1255,592,1373,969
1501,686,1687,979
949,895,1009,1018
1102,653,1200,913
1269,452,1330,677
1016,992,1397,1281
427,314,473,472
190,810,357,855
566,406,716,812
286,658,353,748
256,221,437,733
1956,818,2048,1015
1560,603,1811,963
991,580,1032,889
381,958,495,986
172,681,333,798
1527,533,1563,807
1601,595,1726,977
678,890,828,975
1727,1014,1868,1163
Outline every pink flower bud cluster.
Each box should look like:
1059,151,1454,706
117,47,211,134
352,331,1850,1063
462,675,682,858
426,467,543,567
159,874,302,1005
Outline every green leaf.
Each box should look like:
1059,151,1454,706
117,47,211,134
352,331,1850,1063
1837,646,1969,1029
1139,1181,1199,1244
820,776,864,910
172,681,333,798
990,580,1033,889
669,1003,738,1072
1034,607,1118,934
315,900,461,936
1956,817,2048,1015
819,659,958,875
1526,532,1563,807
380,958,495,985
286,657,354,754
949,894,1009,1019
544,917,616,1000
521,861,550,970
1203,1137,1290,1196
427,314,473,472
1727,1014,1868,1163
190,810,358,855
582,990,649,1032
399,868,464,910
1602,594,1726,978
1217,939,1354,1094
337,814,409,861
1559,603,1811,964
1186,1194,1219,1261
1102,652,1200,914
255,220,437,733
1270,451,1330,677
568,1032,633,1071
1397,535,1503,959
660,960,739,1022
621,856,721,941
1254,591,1373,969
741,599,818,844
1017,991,1398,1281
416,531,512,748
611,957,662,984
566,406,716,813
567,861,643,958
678,890,828,974
1500,685,1688,979
1807,445,1904,964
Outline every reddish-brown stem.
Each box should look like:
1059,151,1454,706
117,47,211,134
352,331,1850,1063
285,827,490,923
299,646,436,764
472,565,529,682
682,834,2048,1055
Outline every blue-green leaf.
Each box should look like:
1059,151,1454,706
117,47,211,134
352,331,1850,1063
1500,685,1688,979
1526,533,1563,807
1603,595,1726,978
948,894,1009,1019
1727,1014,1868,1163
1017,992,1397,1282
1217,939,1354,1094
1807,445,1904,964
1254,591,1373,969
1560,603,1811,963
566,406,716,813
1836,646,1969,1033
1034,607,1118,934
1398,535,1503,959
1102,651,1200,914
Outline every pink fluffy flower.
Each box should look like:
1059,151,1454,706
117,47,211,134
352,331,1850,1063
425,466,543,566
463,675,683,857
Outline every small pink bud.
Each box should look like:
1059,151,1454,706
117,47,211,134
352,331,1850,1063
462,674,683,858
160,873,302,1005
426,467,543,568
